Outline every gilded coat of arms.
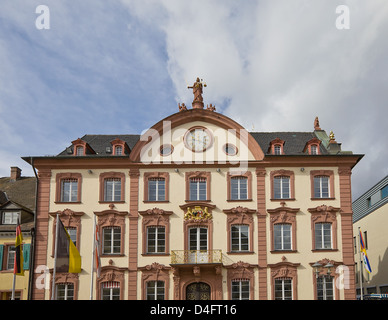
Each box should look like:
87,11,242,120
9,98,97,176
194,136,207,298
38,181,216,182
184,206,212,221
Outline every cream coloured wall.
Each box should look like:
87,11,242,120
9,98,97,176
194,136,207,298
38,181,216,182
139,121,256,165
264,166,343,300
138,167,259,300
42,163,348,300
46,168,132,300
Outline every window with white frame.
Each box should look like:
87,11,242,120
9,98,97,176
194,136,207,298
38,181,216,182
101,281,120,300
104,178,121,201
273,176,290,199
147,226,165,254
317,276,334,300
103,227,121,254
315,223,332,249
75,146,84,156
146,281,165,300
56,283,74,300
7,246,16,270
2,211,20,224
189,177,207,201
314,176,330,198
231,279,250,300
61,179,78,202
274,278,292,300
230,177,248,200
311,145,318,155
115,145,123,155
231,225,249,252
274,145,282,155
274,224,292,251
148,178,166,201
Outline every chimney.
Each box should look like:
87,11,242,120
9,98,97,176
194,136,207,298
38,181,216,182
10,167,22,182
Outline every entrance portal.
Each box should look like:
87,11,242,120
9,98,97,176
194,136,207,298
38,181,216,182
186,282,211,300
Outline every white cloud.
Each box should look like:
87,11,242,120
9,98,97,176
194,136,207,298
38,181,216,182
120,0,388,198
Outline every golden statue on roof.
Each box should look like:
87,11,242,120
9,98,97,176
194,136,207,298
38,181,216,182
188,77,207,109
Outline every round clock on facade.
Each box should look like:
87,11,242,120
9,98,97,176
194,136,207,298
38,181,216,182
184,127,213,152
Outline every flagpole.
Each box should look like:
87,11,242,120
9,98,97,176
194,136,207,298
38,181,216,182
11,215,21,300
51,212,60,300
11,273,16,300
358,227,364,300
90,214,96,300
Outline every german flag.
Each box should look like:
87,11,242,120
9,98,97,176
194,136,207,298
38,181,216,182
14,221,24,276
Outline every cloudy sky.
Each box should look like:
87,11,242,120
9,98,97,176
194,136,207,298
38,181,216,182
0,0,387,199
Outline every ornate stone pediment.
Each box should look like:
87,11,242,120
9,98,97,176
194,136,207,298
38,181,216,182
98,266,125,282
267,206,299,224
223,206,256,225
225,261,257,279
94,209,128,227
268,260,300,279
139,207,173,227
308,205,340,223
49,208,84,227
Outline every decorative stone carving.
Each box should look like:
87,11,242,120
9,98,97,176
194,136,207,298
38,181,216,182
184,206,212,221
179,102,187,111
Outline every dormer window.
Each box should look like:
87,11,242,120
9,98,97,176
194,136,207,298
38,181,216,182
1,211,20,224
76,146,84,156
71,138,95,156
269,138,285,155
304,138,321,155
111,138,129,156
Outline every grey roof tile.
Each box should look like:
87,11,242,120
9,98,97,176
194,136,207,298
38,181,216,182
250,132,328,155
57,132,331,157
58,134,140,156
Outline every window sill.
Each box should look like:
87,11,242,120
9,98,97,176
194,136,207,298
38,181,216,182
227,251,255,255
99,200,125,204
270,198,296,202
227,199,253,202
270,250,297,254
311,249,338,252
185,200,211,203
101,254,125,257
143,200,169,203
142,253,170,256
54,201,81,204
310,197,336,201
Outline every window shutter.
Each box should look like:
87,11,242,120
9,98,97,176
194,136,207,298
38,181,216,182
0,245,3,271
23,243,31,270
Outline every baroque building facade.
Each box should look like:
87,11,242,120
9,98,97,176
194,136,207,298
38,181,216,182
24,79,363,300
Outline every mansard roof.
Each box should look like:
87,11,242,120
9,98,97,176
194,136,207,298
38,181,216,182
251,132,328,155
54,131,336,158
57,134,140,157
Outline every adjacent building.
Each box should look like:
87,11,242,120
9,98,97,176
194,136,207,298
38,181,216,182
23,79,363,300
353,175,388,297
0,167,35,300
